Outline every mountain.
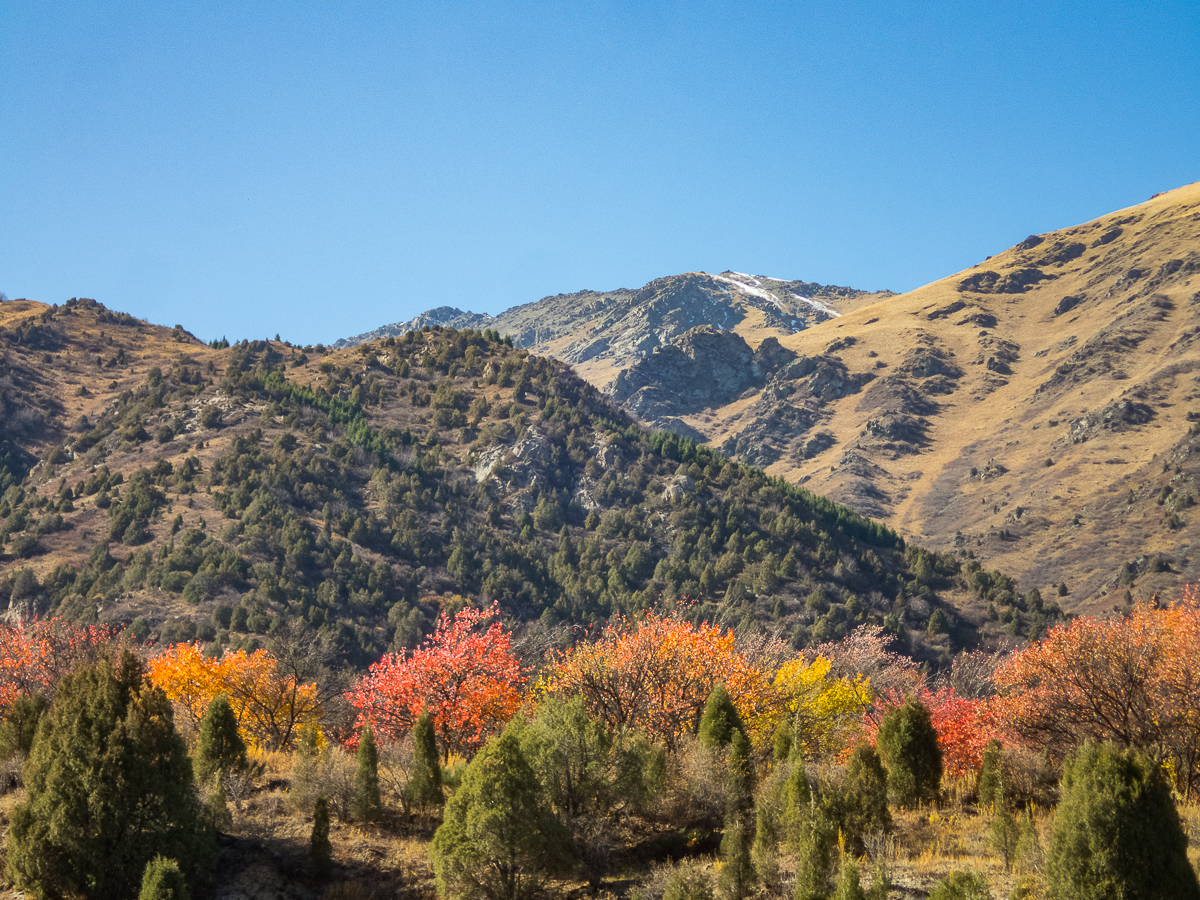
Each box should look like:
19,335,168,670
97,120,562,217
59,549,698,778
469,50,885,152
1,300,1030,669
332,183,1200,617
333,271,893,391
656,181,1200,615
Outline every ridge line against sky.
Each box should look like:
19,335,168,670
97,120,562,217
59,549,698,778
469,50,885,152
2,1,1198,346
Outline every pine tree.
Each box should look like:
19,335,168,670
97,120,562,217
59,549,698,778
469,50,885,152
138,856,190,900
309,796,333,876
698,684,745,749
1047,742,1200,900
6,652,213,900
406,708,444,810
726,728,756,826
350,723,382,822
193,694,247,787
876,698,942,807
792,803,838,900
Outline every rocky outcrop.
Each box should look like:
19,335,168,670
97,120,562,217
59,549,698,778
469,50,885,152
607,326,790,420
332,307,494,348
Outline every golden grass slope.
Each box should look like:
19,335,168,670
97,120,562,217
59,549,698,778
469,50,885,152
680,181,1200,615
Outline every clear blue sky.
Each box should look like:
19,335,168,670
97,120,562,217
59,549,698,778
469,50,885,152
2,1,1197,346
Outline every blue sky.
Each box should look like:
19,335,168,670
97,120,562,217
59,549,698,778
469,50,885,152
2,1,1197,346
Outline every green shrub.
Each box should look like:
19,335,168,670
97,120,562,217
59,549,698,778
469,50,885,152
698,684,745,749
7,652,213,899
350,723,382,822
1047,742,1200,900
309,796,333,875
0,694,47,759
928,871,991,900
430,725,575,900
138,856,190,900
405,708,443,810
840,743,891,852
663,862,714,900
977,739,1003,810
876,698,942,807
193,694,248,787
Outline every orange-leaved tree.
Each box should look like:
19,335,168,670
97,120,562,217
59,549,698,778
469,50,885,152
540,607,780,750
351,601,525,760
994,586,1200,797
0,617,114,711
147,642,321,750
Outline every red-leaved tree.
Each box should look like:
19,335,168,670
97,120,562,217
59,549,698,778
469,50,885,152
863,682,1001,779
351,602,525,759
0,617,114,711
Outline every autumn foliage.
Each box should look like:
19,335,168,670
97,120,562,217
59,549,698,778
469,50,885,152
540,607,782,749
864,682,999,779
351,601,525,759
0,617,114,711
995,586,1200,797
147,643,321,750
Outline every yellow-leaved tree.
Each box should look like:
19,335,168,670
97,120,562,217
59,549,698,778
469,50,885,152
147,643,321,750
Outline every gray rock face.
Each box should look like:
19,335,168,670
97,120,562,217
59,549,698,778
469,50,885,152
330,271,889,388
607,326,796,421
332,307,495,348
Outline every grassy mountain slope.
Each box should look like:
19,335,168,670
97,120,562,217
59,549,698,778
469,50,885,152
0,300,1048,668
672,181,1200,615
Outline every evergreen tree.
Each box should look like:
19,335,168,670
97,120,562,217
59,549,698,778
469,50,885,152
726,728,756,826
976,739,1002,812
1047,742,1200,900
833,855,866,900
350,723,382,822
138,857,189,900
840,743,891,853
772,721,793,761
780,761,813,850
718,819,756,900
204,778,233,832
698,684,745,749
987,774,1017,873
193,694,247,787
792,803,838,900
718,729,757,900
0,694,47,759
309,796,333,876
6,652,213,900
406,707,444,810
876,698,942,807
430,725,575,900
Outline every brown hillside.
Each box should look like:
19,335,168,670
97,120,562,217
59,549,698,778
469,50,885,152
671,181,1200,614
